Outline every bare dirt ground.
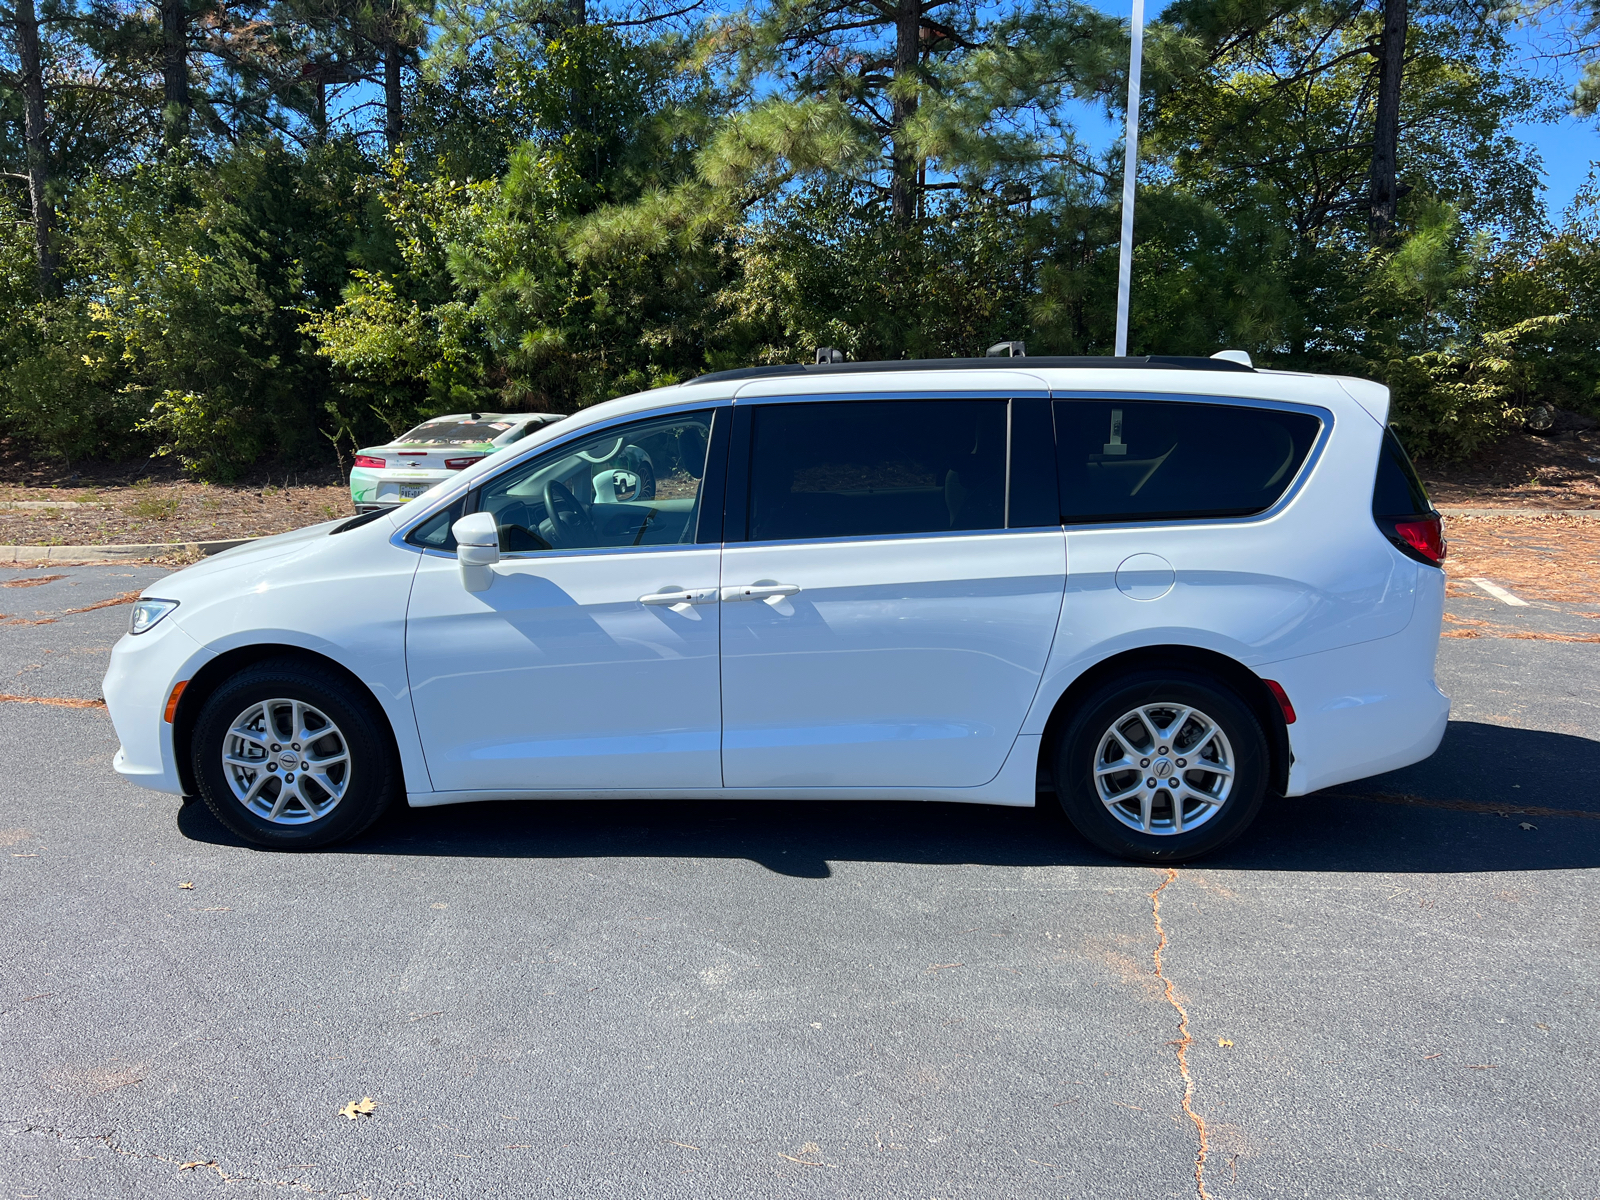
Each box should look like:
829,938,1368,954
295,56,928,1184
0,442,355,545
1416,417,1600,509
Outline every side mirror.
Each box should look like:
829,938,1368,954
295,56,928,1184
452,512,500,593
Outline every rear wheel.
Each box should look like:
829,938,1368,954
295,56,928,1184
191,660,398,850
1053,669,1268,862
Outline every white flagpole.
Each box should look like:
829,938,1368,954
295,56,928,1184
1114,0,1145,357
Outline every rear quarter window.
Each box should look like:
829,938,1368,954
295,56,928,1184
1372,427,1434,517
1053,399,1322,524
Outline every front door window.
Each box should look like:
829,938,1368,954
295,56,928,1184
478,414,712,552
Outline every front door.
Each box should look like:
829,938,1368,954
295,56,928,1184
406,409,725,793
718,398,1066,789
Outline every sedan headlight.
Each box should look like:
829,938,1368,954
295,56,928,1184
129,598,180,635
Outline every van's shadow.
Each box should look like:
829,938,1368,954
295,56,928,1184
178,721,1600,875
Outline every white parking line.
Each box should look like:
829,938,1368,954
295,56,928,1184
1469,577,1529,607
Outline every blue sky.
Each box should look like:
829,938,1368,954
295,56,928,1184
1082,0,1600,222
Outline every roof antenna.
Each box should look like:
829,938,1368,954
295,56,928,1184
1211,350,1253,367
986,341,1026,358
814,347,844,364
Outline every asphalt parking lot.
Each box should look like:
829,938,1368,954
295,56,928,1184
2,564,1596,1199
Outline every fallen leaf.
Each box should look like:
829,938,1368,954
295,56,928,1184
925,962,963,974
178,882,193,889
338,1097,378,1120
1519,822,1537,830
1423,1053,1443,1060
61,590,141,615
178,1160,217,1172
1217,1038,1234,1048
778,1153,823,1166
665,1140,699,1150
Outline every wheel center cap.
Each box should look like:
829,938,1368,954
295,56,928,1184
279,752,298,769
1153,759,1174,778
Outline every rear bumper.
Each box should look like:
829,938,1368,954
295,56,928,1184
349,466,450,509
1269,572,1449,796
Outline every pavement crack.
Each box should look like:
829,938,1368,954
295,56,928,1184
1150,867,1211,1200
5,1119,368,1195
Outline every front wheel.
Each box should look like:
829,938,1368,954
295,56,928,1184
1053,669,1269,862
191,660,398,850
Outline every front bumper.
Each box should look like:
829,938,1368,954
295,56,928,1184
103,617,214,795
350,466,451,511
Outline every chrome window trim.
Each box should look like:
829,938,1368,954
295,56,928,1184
389,397,729,555
1049,391,1333,530
731,388,1046,404
497,540,716,564
718,524,1026,552
389,387,1333,552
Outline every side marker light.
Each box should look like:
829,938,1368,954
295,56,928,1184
164,680,189,724
1263,679,1296,725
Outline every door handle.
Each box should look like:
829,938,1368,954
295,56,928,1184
640,588,718,606
721,583,801,602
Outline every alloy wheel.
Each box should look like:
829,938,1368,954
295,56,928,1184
221,698,352,824
1093,702,1234,835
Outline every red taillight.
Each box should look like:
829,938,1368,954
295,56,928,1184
445,456,483,470
1393,516,1446,564
1263,679,1296,725
353,455,385,469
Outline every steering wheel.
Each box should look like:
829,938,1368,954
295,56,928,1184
542,478,596,548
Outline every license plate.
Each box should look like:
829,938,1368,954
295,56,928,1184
398,484,429,499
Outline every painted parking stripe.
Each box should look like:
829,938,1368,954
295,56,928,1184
1468,577,1529,607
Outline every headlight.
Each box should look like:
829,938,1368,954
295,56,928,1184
129,598,179,635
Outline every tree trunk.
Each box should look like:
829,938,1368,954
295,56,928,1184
15,0,57,296
567,0,586,24
1368,0,1406,243
161,0,190,145
384,39,402,153
889,0,920,224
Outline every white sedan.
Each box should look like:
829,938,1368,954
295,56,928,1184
349,412,564,511
104,355,1448,863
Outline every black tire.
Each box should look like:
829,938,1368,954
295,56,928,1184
190,659,398,850
1053,669,1269,863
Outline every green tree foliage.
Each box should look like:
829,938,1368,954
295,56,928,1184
0,0,1595,475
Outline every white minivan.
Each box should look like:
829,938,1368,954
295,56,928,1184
103,356,1449,862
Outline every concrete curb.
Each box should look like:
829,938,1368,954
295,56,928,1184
0,538,256,564
0,501,112,511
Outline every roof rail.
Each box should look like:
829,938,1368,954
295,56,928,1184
686,354,1254,387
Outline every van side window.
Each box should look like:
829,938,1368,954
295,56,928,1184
1053,399,1321,524
747,400,1007,542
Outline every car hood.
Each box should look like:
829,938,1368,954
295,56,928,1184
145,518,349,596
